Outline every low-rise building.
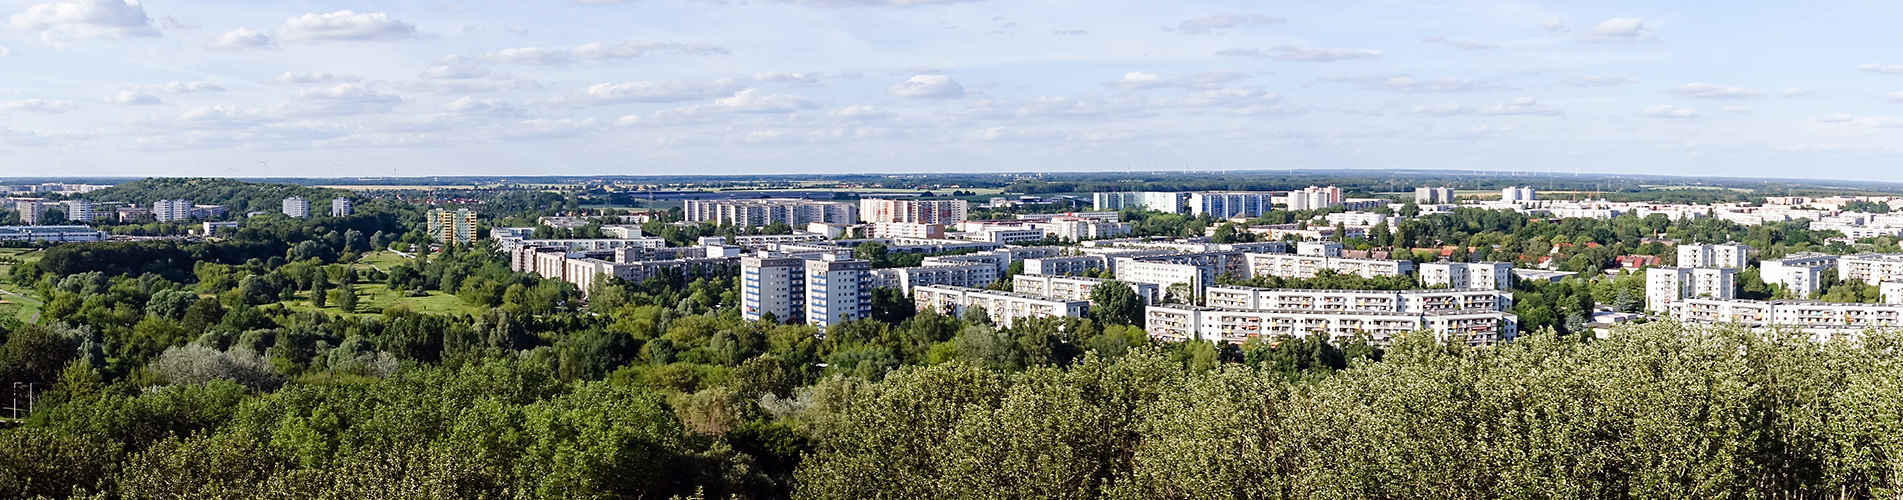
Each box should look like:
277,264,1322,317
1668,297,1903,342
1203,286,1512,314
1243,253,1416,280
872,264,1000,294
1418,262,1515,291
1021,255,1107,276
1760,252,1838,297
0,225,108,242
914,285,1090,328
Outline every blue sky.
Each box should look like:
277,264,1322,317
3,0,1903,180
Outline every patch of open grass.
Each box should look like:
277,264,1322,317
277,283,486,318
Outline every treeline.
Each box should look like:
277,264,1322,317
11,322,1903,497
77,178,358,214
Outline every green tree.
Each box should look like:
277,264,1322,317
1088,280,1142,326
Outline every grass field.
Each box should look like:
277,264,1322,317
356,250,418,272
0,248,44,324
279,283,486,317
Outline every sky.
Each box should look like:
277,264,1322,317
3,0,1903,180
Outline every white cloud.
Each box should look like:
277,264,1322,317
0,98,77,113
103,90,158,105
1721,106,1751,113
420,65,490,79
1103,70,1249,90
281,83,406,115
158,15,195,29
750,71,823,85
264,72,359,83
887,75,965,99
968,95,1154,120
1271,46,1380,61
1315,75,1498,93
533,78,746,108
1664,83,1767,99
829,106,887,121
752,0,981,7
204,28,274,51
1407,97,1559,116
1781,88,1813,97
1812,114,1903,127
0,45,9,57
5,0,158,44
508,24,527,35
160,81,223,93
1639,104,1697,118
398,80,498,94
1539,17,1566,31
1578,17,1649,43
1859,63,1903,74
1162,87,1304,116
614,105,728,127
1774,144,1844,152
273,10,421,42
1421,37,1498,49
711,89,817,112
440,96,518,114
476,41,727,65
1176,13,1284,35
1556,74,1637,87
1214,47,1263,59
1053,30,1085,36
1882,91,1903,102
508,118,598,139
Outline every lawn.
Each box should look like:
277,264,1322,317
355,250,418,272
0,249,44,324
278,283,486,317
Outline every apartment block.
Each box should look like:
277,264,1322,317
1187,192,1275,218
1837,254,1903,285
1092,192,1188,214
1113,251,1248,298
1500,187,1538,202
62,200,91,223
1669,297,1903,342
1012,274,1160,305
913,285,1089,328
283,197,309,218
153,199,193,222
1645,266,1736,312
1760,252,1838,297
426,208,478,244
1202,286,1512,314
1324,211,1387,227
1243,253,1416,280
1285,186,1344,211
12,199,45,225
871,222,945,239
1022,255,1107,276
1296,241,1342,257
1419,262,1515,291
1676,243,1749,268
805,255,873,330
684,198,859,227
331,197,353,217
743,255,808,324
0,226,108,242
859,198,968,224
1414,187,1457,204
1144,304,1515,346
871,264,999,294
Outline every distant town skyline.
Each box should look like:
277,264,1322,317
3,0,1903,179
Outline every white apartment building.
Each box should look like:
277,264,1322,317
965,227,1047,244
1419,262,1515,291
914,285,1090,328
331,197,352,217
1296,241,1343,257
1415,187,1456,204
564,257,738,296
1022,255,1107,276
283,197,310,218
1144,304,1515,347
501,237,668,253
1242,253,1416,280
1092,192,1188,214
63,200,92,223
1883,282,1903,304
1760,252,1839,297
0,225,108,242
805,255,873,330
153,199,194,222
743,255,808,324
1324,211,1387,227
1031,217,1131,241
684,198,859,227
1187,192,1275,219
1013,274,1161,306
872,264,999,294
1645,267,1737,312
859,198,968,224
1837,254,1903,285
1500,187,1537,202
1669,297,1903,342
871,222,944,239
1203,286,1512,314
1113,252,1249,298
1676,243,1749,268
12,199,45,225
1285,186,1344,211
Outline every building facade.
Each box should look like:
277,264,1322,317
1760,252,1838,297
153,199,193,222
1187,192,1275,218
1838,254,1903,285
1676,243,1749,268
684,198,859,227
914,285,1090,328
426,208,478,244
1243,253,1416,280
742,255,808,324
1011,274,1161,306
1144,304,1515,347
859,198,968,224
283,197,310,218
1645,266,1737,312
805,256,873,330
331,197,353,217
1419,262,1515,291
